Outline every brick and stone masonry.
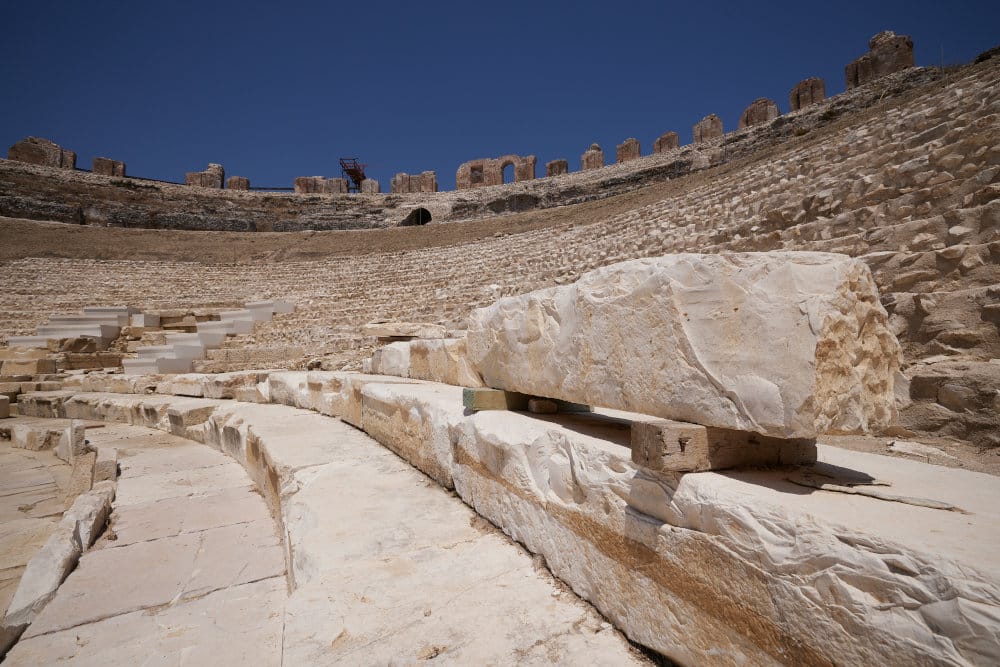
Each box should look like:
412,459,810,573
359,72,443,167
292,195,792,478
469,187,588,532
738,98,781,129
226,176,250,191
7,137,76,169
545,159,569,177
391,172,438,194
92,157,126,177
692,115,723,144
653,132,679,154
846,30,914,89
581,144,604,171
789,77,826,111
455,155,537,189
293,176,348,194
616,138,641,164
360,178,381,194
185,163,224,189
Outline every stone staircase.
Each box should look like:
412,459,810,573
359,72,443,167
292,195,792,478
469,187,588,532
122,300,294,374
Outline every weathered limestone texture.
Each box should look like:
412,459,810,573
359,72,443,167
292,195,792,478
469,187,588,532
91,157,125,177
545,159,569,177
615,138,641,163
653,131,679,154
580,144,604,171
360,178,380,194
692,114,723,143
468,252,901,439
846,30,915,89
6,137,76,169
390,171,437,193
226,176,250,191
455,155,537,189
184,163,224,189
293,176,347,194
789,77,826,111
738,98,781,129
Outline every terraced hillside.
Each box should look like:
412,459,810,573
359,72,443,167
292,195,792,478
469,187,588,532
1,55,998,448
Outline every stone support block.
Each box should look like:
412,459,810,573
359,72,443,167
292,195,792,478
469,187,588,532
468,252,901,439
1,359,56,375
93,447,118,482
390,171,438,193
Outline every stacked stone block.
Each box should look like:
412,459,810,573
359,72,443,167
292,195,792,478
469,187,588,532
545,160,569,177
391,172,438,194
580,144,604,171
7,137,76,169
92,157,126,177
653,132,679,154
789,77,826,111
185,164,225,189
738,98,781,129
615,138,641,164
692,115,723,144
846,30,915,90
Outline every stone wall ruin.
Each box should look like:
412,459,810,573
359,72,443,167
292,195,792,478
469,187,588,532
692,114,723,144
7,137,76,170
580,144,604,171
293,176,348,194
846,30,914,89
226,176,250,191
391,171,437,194
455,155,537,190
185,163,225,189
545,159,568,177
92,157,126,177
738,98,781,129
615,138,641,163
789,77,826,111
360,178,381,194
653,131,679,154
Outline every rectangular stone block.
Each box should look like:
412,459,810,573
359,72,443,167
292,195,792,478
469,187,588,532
468,252,901,439
631,418,816,472
0,395,8,418
55,421,88,462
1,359,56,375
92,157,125,177
93,447,118,482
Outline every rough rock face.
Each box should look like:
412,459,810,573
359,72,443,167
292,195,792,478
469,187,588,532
468,252,901,439
545,159,568,177
580,144,604,171
692,114,723,143
846,30,914,89
615,138,640,164
738,98,781,129
390,171,437,193
789,77,826,111
7,137,76,169
91,157,125,177
185,163,224,189
653,131,679,154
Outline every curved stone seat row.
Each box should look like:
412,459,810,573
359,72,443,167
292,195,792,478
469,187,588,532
11,386,643,665
17,369,1000,665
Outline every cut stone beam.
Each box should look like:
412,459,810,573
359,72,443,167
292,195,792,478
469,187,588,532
631,418,816,472
468,252,901,439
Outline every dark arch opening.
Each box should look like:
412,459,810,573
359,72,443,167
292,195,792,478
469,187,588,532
501,162,515,184
400,207,432,226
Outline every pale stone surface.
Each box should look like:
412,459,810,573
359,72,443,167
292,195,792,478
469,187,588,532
6,578,285,667
468,252,901,439
408,338,485,387
362,321,446,339
370,341,410,377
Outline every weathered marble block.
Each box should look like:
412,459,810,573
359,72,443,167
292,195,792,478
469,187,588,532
468,252,900,439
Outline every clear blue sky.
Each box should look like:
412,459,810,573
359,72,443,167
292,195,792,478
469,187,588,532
2,1,997,190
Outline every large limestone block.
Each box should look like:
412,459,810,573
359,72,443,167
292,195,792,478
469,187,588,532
409,338,485,388
468,252,900,439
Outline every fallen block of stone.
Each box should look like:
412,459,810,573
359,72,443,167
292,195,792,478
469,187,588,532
468,252,901,439
408,338,484,387
93,447,118,482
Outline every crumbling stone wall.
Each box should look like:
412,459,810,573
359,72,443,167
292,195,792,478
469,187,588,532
92,157,125,177
456,155,537,189
545,160,568,177
580,144,604,171
653,132,679,154
846,30,914,90
7,137,76,169
616,138,641,164
185,164,225,189
226,176,250,191
692,115,723,144
360,179,381,194
294,176,348,194
789,77,826,111
738,98,781,129
391,172,437,194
